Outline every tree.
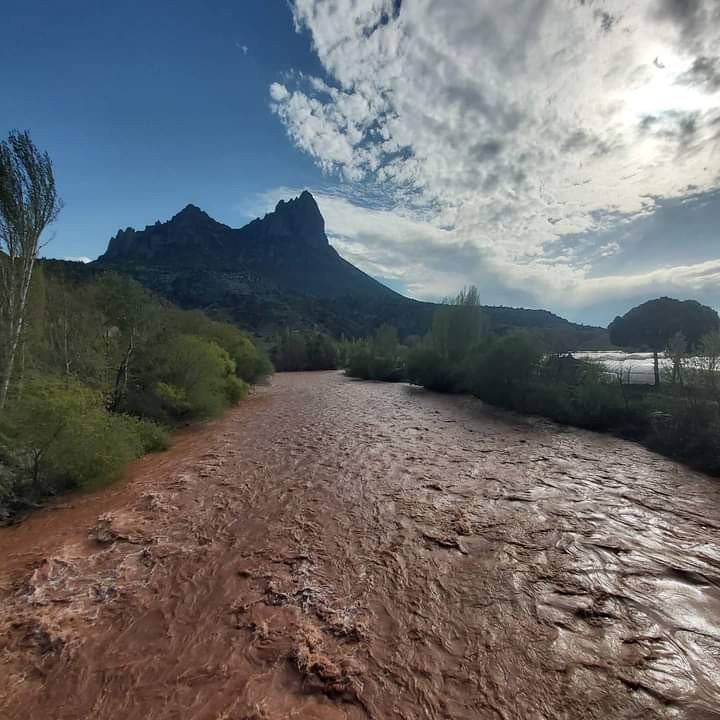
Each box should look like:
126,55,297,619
608,297,719,387
0,131,61,409
666,331,687,386
470,330,542,400
273,330,307,371
432,286,484,362
306,333,338,370
690,330,720,401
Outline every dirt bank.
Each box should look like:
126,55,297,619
1,372,719,719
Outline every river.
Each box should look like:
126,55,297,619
1,372,719,719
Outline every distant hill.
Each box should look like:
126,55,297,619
92,191,608,346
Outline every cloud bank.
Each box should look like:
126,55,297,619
269,0,720,323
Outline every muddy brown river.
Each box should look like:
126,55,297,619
1,372,720,719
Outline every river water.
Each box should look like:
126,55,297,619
1,372,719,719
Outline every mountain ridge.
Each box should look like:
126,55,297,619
94,191,609,345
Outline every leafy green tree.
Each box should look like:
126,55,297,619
42,276,106,386
94,273,159,411
406,341,456,391
469,330,542,402
405,287,485,391
306,333,338,370
345,325,406,382
273,330,308,371
432,286,484,362
609,297,719,387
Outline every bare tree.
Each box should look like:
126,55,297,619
0,130,61,409
611,361,634,412
664,331,686,387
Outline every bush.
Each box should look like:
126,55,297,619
468,331,543,403
345,344,372,379
225,376,249,404
306,333,339,370
154,382,191,416
406,344,459,391
1,266,268,520
272,331,339,371
233,341,273,384
345,333,405,382
150,335,239,420
644,396,720,473
167,309,273,384
568,382,627,431
523,381,574,423
0,377,146,498
128,417,170,452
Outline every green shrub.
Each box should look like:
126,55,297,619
126,417,170,453
151,335,238,419
166,309,273,383
569,382,627,431
306,333,339,370
225,376,249,404
155,382,192,416
523,381,574,423
644,397,720,473
468,331,543,402
272,331,339,371
0,377,145,496
345,336,405,382
345,344,372,379
406,344,459,391
233,342,273,383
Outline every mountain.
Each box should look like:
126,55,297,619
95,191,608,345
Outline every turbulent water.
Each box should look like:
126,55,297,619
1,372,720,719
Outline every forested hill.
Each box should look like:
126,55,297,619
93,191,608,346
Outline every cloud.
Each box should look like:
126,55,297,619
678,56,720,92
650,0,720,53
63,256,91,263
269,83,289,102
268,0,720,322
252,185,720,324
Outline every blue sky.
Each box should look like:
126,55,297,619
3,0,720,326
1,0,324,252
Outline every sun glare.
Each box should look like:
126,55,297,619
624,48,719,123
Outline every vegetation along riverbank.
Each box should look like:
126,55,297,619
0,132,271,522
345,289,720,476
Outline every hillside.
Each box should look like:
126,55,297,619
94,191,608,345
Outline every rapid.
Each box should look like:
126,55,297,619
1,372,719,719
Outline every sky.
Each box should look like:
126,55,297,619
2,0,719,326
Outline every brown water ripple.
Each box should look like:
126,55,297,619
1,372,719,719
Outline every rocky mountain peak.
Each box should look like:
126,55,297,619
170,203,218,226
269,190,326,249
98,190,331,265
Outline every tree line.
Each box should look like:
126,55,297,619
0,132,272,521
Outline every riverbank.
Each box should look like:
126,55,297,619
347,339,720,477
1,372,719,718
